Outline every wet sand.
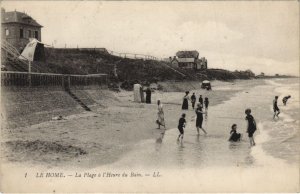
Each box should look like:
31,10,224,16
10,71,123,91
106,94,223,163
1,79,299,192
1,80,257,168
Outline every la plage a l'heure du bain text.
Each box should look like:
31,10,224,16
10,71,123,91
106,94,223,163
32,171,161,178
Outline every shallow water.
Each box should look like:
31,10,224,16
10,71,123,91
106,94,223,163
110,78,299,169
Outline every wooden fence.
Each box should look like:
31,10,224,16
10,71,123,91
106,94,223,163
1,71,108,89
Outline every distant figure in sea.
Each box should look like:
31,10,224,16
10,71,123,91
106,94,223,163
191,93,196,109
182,91,190,110
156,100,166,130
282,95,291,106
228,124,241,142
199,95,203,106
273,96,280,119
145,87,152,104
245,108,257,147
177,113,186,142
195,103,207,135
204,97,209,110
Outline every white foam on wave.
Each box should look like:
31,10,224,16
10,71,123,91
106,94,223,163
251,122,290,168
265,79,284,87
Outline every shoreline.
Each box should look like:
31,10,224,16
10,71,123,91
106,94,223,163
1,79,264,168
1,78,299,193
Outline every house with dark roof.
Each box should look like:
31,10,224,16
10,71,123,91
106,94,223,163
1,8,43,52
170,50,208,70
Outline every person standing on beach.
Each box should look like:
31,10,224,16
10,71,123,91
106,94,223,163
245,108,257,147
199,95,203,106
182,91,190,110
204,97,209,110
282,95,291,106
177,113,186,142
145,87,152,104
195,103,207,135
273,96,280,119
156,100,166,130
191,93,196,109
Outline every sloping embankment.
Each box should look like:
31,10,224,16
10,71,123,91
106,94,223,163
1,87,118,129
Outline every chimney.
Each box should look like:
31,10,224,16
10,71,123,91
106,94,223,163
1,8,5,18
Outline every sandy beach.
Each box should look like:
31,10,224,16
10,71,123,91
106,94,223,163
1,80,248,167
1,78,299,192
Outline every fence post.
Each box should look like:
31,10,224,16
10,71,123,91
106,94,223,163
68,76,71,90
62,75,64,89
28,61,32,87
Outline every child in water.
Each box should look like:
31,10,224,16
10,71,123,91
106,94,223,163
245,108,257,147
228,124,241,142
177,113,186,142
282,95,291,106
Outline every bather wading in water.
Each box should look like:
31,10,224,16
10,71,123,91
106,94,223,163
195,103,207,135
228,124,242,142
273,96,280,119
282,95,291,106
177,113,186,142
245,108,257,147
156,100,166,130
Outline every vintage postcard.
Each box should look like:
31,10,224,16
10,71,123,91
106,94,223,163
0,0,299,192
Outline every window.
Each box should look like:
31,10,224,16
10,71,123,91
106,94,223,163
34,31,38,39
28,30,31,38
5,29,9,36
20,29,24,38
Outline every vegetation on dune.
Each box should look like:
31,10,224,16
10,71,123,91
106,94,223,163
24,48,256,84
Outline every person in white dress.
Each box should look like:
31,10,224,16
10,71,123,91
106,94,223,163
157,100,166,130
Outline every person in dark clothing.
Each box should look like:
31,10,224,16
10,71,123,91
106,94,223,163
191,93,196,109
177,113,186,142
228,124,241,142
204,97,209,110
195,103,207,134
245,108,257,147
273,96,280,119
182,91,189,110
199,95,203,106
282,95,291,106
145,87,152,104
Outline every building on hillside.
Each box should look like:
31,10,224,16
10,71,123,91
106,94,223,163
1,8,43,52
170,50,207,70
256,72,265,78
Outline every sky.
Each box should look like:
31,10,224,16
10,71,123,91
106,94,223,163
2,1,299,76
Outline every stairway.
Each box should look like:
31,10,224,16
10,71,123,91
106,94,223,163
65,89,91,111
1,40,44,72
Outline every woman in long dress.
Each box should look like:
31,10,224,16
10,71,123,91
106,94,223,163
157,100,166,129
182,91,190,110
145,87,152,104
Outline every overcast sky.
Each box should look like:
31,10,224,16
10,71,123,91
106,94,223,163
2,1,299,76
